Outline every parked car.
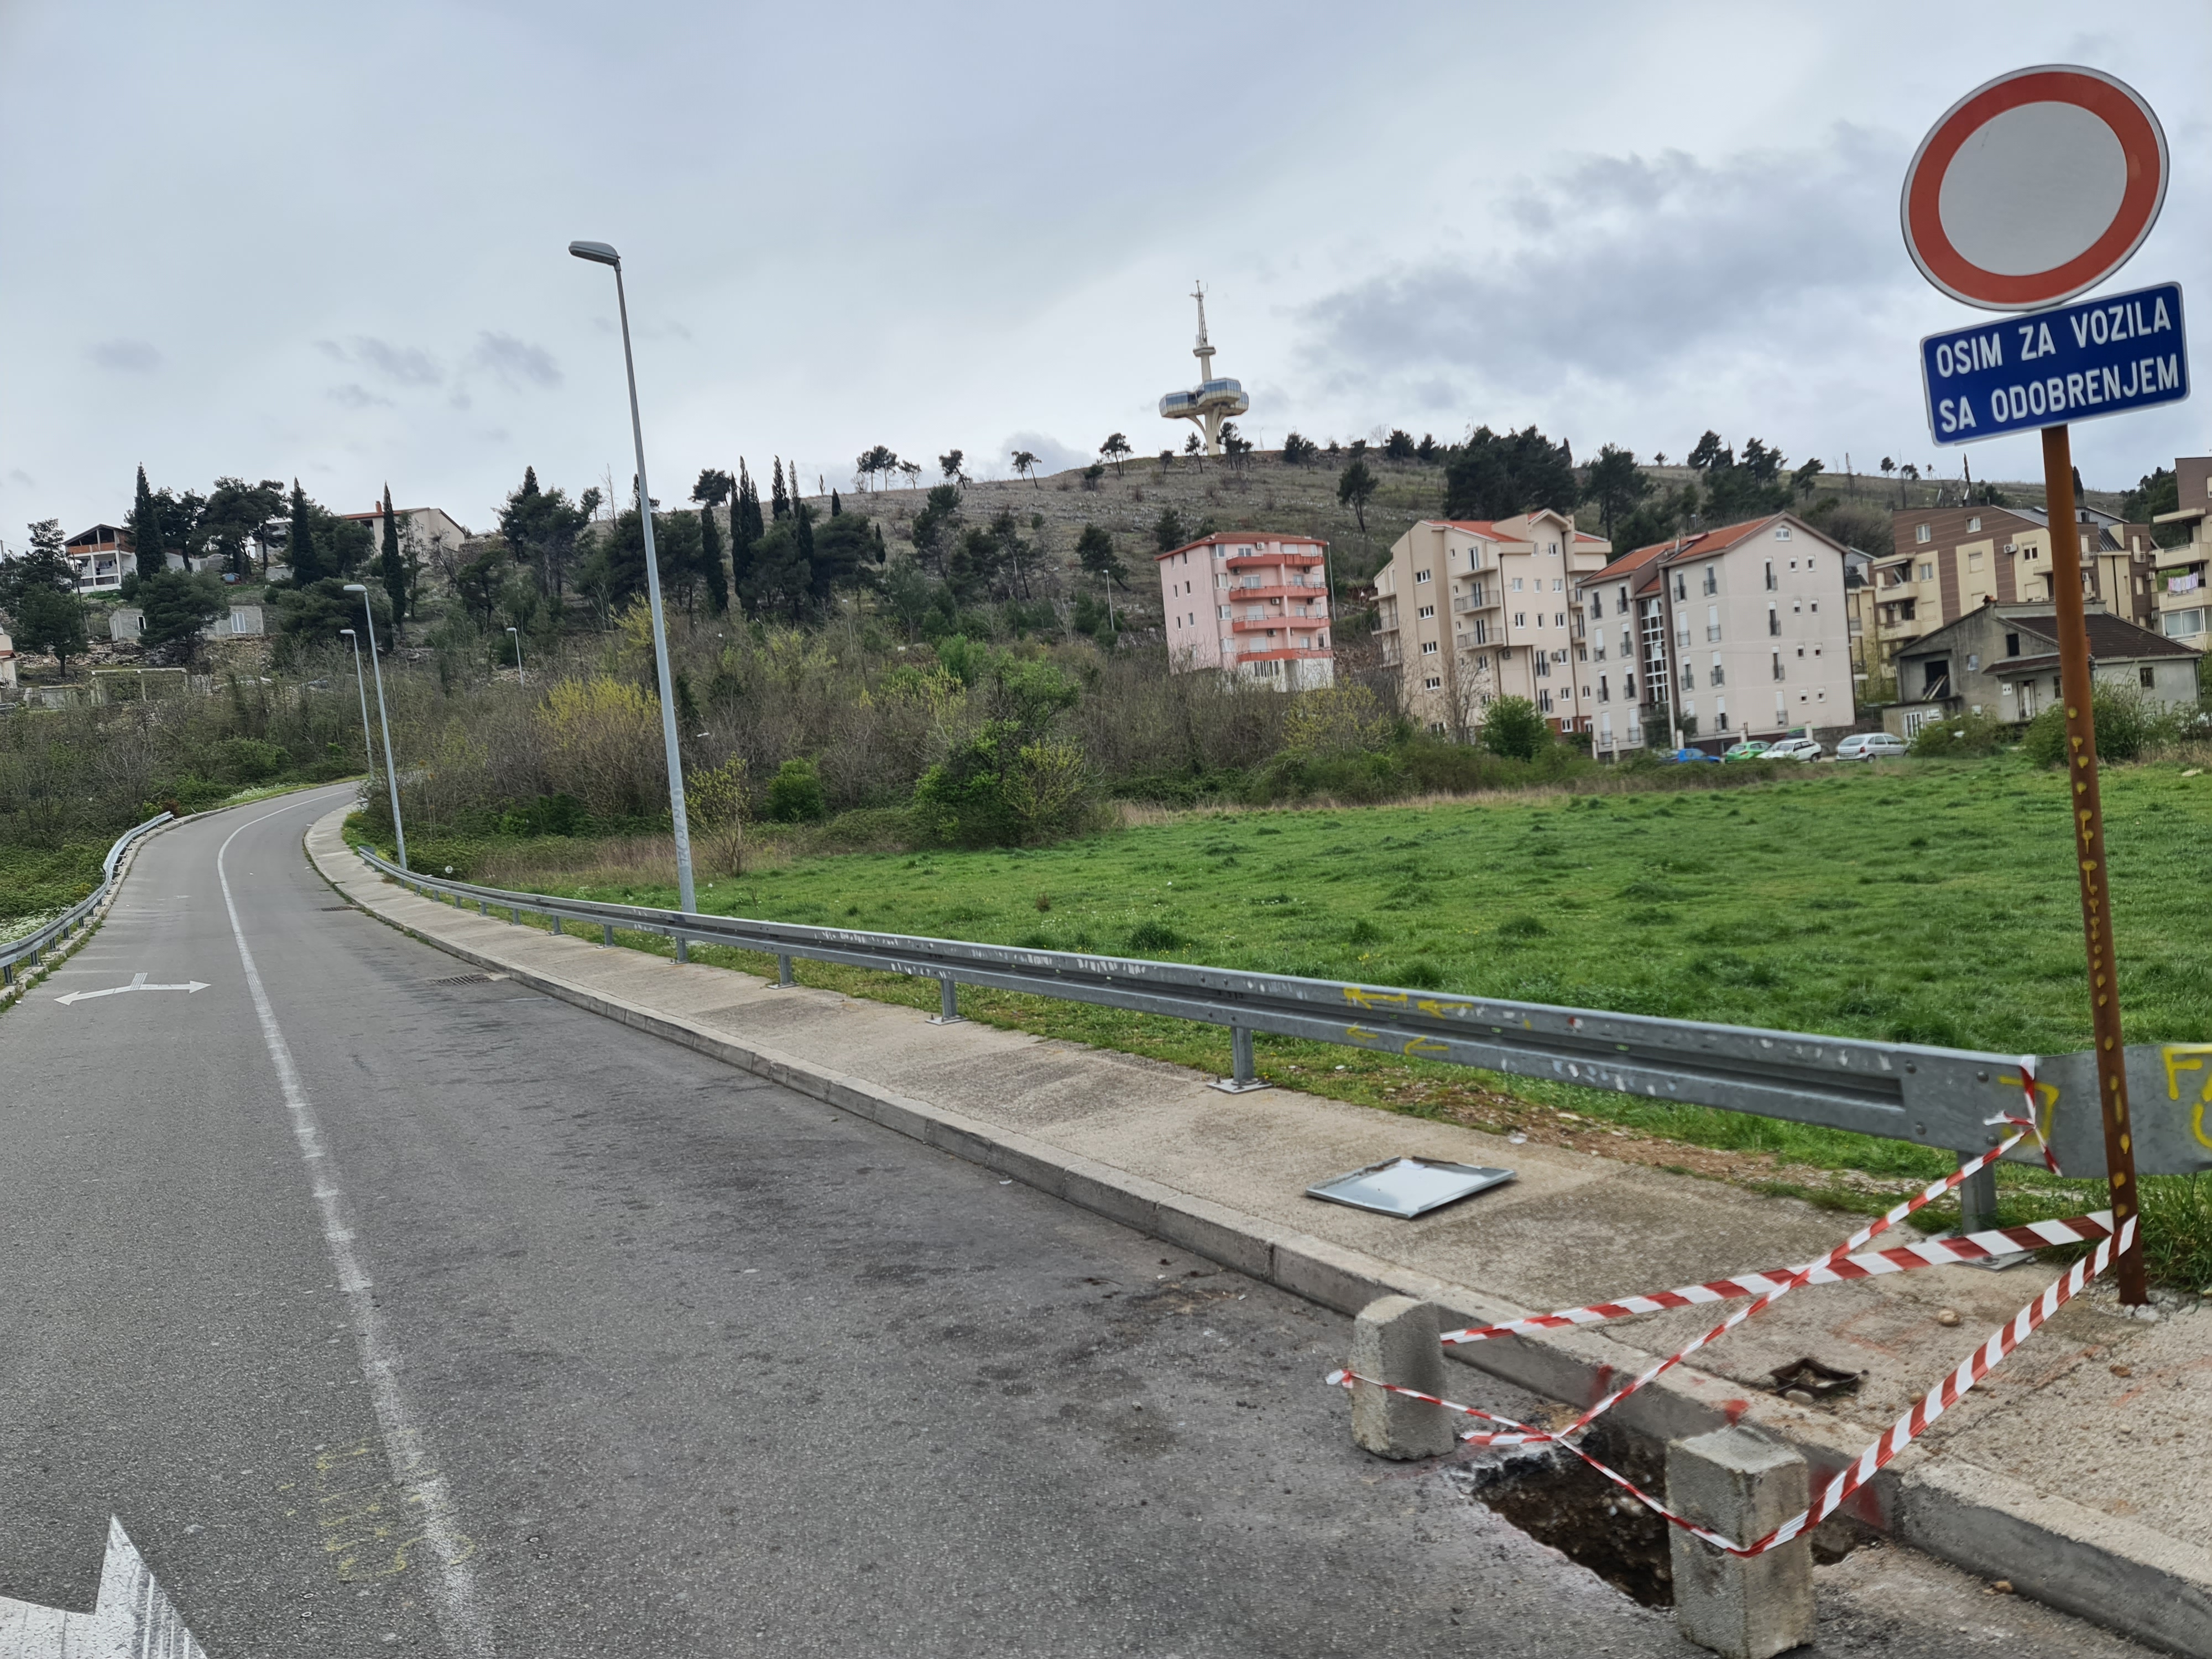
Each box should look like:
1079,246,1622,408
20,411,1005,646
1721,740,1770,761
1661,747,1721,764
1834,731,1909,762
1765,737,1824,762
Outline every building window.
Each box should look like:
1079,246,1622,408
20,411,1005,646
1918,562,1934,582
2140,665,2157,688
1703,567,1718,594
1767,603,1780,637
1555,612,1567,628
1673,573,1687,600
1514,612,1526,628
1424,675,1442,691
1705,603,1720,641
1417,604,1434,619
1775,526,1792,541
1764,560,1776,591
1615,586,1629,614
1710,652,1724,686
1415,569,1432,584
1599,675,1610,702
1916,524,1932,544
1552,578,1564,593
1771,650,1783,680
1421,641,1438,655
1510,576,1524,591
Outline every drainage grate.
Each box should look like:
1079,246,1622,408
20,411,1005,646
430,972,497,987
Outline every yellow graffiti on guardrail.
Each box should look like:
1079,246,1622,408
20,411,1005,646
2160,1045,2212,1149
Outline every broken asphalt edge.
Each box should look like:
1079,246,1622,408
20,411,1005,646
302,810,2212,1658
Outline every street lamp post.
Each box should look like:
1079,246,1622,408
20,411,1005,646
338,627,375,788
568,238,697,915
506,625,525,688
343,583,408,871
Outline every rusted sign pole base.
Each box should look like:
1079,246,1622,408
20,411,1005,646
2042,421,2148,1305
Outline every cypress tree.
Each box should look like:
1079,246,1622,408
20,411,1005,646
830,489,841,518
130,465,166,580
378,484,408,632
770,457,790,521
698,497,729,614
731,460,761,611
286,479,320,585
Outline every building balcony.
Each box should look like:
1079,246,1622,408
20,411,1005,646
1228,582,1327,602
1224,551,1323,570
1230,616,1319,634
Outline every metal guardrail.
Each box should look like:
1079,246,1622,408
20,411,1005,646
353,844,2212,1180
1,811,173,984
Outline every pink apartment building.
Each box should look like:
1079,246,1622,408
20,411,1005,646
1155,532,1335,690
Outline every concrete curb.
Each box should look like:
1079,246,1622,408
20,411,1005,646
309,818,2212,1657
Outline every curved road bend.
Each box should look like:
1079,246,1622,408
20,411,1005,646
0,789,2151,1657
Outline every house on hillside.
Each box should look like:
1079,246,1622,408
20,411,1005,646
1156,532,1334,690
337,504,470,567
1376,512,1611,737
63,524,131,593
1574,512,1854,757
0,626,15,690
1887,605,2200,737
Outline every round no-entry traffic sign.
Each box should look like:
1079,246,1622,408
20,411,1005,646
1902,65,2167,311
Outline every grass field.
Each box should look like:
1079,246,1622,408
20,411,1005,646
371,757,2212,1285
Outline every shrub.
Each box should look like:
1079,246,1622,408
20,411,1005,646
541,675,664,820
1280,684,1391,757
2020,686,2161,767
215,736,288,785
766,757,829,822
1910,709,2008,758
1480,696,1551,761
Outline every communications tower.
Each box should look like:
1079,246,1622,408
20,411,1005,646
1158,282,1249,457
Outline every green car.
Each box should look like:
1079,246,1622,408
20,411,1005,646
1721,740,1770,761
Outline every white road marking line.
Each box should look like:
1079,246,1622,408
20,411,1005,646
217,800,492,1656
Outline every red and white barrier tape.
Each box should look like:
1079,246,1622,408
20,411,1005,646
1440,1211,2112,1345
1328,1215,2133,1557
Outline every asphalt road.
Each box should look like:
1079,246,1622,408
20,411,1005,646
0,789,2154,1657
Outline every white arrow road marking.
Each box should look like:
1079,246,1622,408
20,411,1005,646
0,1516,210,1657
53,973,212,1006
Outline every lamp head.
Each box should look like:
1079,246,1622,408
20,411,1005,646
568,239,620,268
340,628,356,638
506,625,519,634
343,582,367,594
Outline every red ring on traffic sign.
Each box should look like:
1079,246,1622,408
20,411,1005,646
1902,65,2167,311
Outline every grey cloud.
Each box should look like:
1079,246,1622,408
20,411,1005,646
470,331,562,390
1301,127,1907,396
88,338,162,373
318,336,442,385
328,383,392,409
7,469,34,488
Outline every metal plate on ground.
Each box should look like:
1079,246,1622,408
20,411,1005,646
1305,1157,1516,1219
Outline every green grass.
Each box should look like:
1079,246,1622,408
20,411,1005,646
364,757,2212,1285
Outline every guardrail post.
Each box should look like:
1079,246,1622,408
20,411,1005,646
927,976,964,1025
675,937,690,963
1209,1025,1269,1093
1666,1426,1813,1658
550,916,562,938
507,905,518,926
776,954,794,987
1957,1151,1998,1233
602,922,615,946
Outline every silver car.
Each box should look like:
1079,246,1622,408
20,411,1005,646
1834,732,1908,761
1765,737,1824,761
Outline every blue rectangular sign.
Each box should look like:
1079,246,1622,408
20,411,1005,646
1920,281,2188,446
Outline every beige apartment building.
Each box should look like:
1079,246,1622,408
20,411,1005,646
1861,504,2158,684
2151,455,2212,653
1574,512,1855,756
1375,511,1611,737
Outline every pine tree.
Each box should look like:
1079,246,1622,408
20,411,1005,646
286,480,321,585
130,465,166,581
698,497,729,614
378,484,407,632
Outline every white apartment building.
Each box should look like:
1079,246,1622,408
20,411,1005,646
1573,512,1855,757
1375,511,1613,736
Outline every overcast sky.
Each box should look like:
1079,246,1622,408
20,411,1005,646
6,2,2210,539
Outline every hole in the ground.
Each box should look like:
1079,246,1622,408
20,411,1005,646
1446,1425,1875,1608
1450,1427,1676,1606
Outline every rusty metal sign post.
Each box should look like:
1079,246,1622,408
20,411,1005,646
1905,65,2178,1303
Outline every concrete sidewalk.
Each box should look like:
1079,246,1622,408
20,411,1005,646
306,808,2211,1656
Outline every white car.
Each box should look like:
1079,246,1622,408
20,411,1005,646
1765,737,1824,762
1834,731,1909,761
